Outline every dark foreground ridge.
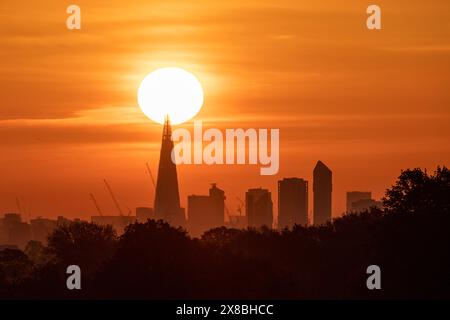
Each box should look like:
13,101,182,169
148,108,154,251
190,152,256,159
1,167,449,299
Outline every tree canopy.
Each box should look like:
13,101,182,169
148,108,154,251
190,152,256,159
1,166,449,299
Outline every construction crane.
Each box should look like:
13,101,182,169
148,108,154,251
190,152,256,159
89,193,103,216
236,196,244,216
16,197,31,222
15,197,23,215
146,162,156,189
125,206,133,216
103,179,124,216
224,203,231,221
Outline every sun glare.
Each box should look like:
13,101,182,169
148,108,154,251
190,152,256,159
137,67,204,125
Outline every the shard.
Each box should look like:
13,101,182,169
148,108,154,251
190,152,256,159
154,116,185,227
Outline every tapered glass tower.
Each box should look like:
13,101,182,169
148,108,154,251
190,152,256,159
154,116,185,227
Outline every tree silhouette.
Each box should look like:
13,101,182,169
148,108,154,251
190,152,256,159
24,240,49,266
1,166,450,299
0,249,33,296
93,220,205,299
383,166,450,214
46,221,117,280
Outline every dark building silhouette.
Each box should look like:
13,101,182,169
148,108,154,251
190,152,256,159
351,198,382,212
136,207,154,223
154,117,185,227
313,161,332,225
246,188,273,228
91,215,136,234
1,214,79,248
0,213,31,249
188,183,225,237
2,213,21,228
0,219,6,244
346,191,371,212
30,217,57,244
278,178,308,229
56,216,72,226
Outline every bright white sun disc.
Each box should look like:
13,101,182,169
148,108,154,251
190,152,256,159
137,67,204,125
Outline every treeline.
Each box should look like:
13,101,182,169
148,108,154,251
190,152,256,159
1,166,449,299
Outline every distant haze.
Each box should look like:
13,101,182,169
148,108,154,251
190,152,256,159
0,1,449,220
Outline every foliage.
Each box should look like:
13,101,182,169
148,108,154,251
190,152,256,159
46,221,117,272
383,166,450,214
1,166,449,299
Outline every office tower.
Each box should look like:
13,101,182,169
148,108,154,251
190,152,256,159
2,213,21,228
136,207,154,223
154,116,186,227
351,198,382,212
246,188,273,228
313,161,332,225
1,214,78,248
209,183,226,225
346,191,372,213
9,222,31,249
278,178,308,229
1,213,31,249
188,183,225,237
30,217,57,244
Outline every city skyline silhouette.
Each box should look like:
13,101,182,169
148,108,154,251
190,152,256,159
1,1,450,221
0,116,432,248
0,0,449,303
1,118,379,247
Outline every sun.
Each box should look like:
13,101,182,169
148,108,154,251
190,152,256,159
137,67,204,125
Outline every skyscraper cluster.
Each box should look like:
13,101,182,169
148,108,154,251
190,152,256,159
277,161,333,229
153,119,334,233
1,120,385,248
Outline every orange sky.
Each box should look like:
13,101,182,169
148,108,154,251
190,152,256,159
0,0,449,221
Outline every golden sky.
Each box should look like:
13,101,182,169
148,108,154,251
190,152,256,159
0,0,449,220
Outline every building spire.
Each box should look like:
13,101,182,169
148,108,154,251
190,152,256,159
154,114,185,227
163,114,171,139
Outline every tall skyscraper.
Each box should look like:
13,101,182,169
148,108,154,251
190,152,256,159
313,161,332,225
154,117,185,227
346,191,372,213
246,188,273,228
278,178,308,229
188,183,226,237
